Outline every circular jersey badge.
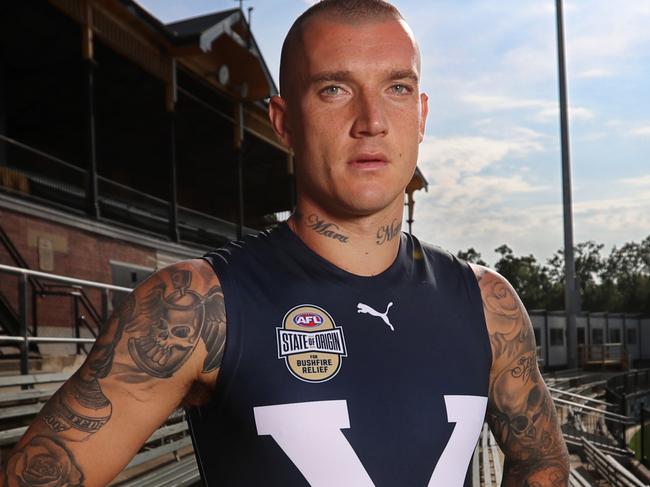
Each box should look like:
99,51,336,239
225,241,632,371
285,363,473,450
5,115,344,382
276,304,347,383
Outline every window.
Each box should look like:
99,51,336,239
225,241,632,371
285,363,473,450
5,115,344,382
627,328,637,345
592,328,604,345
550,328,564,346
533,328,541,347
110,261,153,288
577,328,585,344
609,329,621,344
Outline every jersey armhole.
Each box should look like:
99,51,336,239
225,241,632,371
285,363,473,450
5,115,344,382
198,254,243,409
458,259,494,372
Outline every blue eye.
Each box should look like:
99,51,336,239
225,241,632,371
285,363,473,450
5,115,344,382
391,84,412,95
321,86,342,96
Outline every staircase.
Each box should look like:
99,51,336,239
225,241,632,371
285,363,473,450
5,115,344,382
0,291,20,338
0,223,105,363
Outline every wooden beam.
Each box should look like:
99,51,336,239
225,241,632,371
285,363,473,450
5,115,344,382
81,0,94,61
165,59,177,113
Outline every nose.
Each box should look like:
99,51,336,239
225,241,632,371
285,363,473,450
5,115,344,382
350,91,388,138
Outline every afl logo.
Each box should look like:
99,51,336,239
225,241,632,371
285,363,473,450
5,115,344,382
293,313,323,327
276,304,347,383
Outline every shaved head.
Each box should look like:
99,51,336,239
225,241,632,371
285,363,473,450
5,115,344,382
279,0,412,100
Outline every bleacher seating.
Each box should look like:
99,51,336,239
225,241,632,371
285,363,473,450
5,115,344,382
0,370,200,485
583,438,649,486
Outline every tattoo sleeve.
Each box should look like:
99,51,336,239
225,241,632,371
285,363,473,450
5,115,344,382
475,266,570,486
2,260,225,485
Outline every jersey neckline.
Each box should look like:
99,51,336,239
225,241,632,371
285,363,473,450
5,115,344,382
275,221,413,286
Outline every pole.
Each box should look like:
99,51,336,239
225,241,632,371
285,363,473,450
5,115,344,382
101,288,110,323
168,110,180,242
85,58,99,218
0,46,6,166
167,59,180,243
236,102,245,240
555,0,579,369
642,407,646,465
74,296,81,355
19,273,28,375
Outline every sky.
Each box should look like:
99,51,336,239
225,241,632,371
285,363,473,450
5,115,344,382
138,0,650,265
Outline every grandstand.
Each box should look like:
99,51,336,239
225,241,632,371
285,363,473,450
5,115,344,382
0,0,430,483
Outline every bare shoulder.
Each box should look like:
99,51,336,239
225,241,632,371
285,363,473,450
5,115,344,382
123,258,226,382
468,263,534,364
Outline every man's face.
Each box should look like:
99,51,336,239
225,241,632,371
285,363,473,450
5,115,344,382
274,16,428,217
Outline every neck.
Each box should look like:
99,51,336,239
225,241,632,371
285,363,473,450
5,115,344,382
287,199,404,277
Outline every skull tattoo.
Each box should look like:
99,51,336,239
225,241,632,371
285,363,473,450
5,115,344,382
127,270,225,378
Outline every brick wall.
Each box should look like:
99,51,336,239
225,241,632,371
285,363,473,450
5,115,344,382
0,207,156,336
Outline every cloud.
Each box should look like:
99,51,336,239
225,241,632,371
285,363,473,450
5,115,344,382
415,133,547,228
461,94,595,122
414,180,650,265
631,126,650,137
413,130,650,263
576,68,614,79
418,134,543,180
618,175,650,187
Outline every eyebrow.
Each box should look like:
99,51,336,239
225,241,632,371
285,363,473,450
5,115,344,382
308,68,419,85
387,69,419,83
309,70,353,84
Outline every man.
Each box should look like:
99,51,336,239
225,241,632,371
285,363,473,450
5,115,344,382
2,0,569,485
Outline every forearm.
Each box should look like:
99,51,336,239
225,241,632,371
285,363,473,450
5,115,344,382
502,453,569,487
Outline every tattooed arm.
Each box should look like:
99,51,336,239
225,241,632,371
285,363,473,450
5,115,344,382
1,259,226,487
471,265,569,487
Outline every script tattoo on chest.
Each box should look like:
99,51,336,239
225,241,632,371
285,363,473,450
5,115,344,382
307,214,349,243
376,219,401,245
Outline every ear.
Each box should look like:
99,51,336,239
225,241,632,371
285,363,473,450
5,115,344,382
268,95,293,149
418,92,429,143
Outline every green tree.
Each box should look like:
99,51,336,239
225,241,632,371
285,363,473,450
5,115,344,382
601,238,650,313
547,241,606,311
456,247,487,266
493,245,553,309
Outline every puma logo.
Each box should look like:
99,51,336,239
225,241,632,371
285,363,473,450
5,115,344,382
356,302,394,331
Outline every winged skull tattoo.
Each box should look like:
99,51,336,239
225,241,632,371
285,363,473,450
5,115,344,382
127,270,227,378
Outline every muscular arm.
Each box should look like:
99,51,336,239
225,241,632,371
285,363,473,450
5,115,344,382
1,259,226,487
472,264,569,486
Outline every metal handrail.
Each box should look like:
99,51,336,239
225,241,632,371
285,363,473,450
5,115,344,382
98,175,170,206
553,396,634,423
0,225,44,294
0,264,131,293
548,386,615,407
0,134,86,174
41,284,104,332
0,265,129,367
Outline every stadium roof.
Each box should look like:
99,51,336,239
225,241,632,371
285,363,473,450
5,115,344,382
114,1,278,98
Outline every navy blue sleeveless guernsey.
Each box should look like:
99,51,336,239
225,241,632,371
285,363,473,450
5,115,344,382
188,223,491,486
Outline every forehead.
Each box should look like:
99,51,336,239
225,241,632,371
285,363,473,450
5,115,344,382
299,16,420,78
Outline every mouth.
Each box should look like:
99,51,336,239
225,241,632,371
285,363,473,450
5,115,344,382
349,152,389,169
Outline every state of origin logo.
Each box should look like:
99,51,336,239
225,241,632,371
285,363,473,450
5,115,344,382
276,304,347,383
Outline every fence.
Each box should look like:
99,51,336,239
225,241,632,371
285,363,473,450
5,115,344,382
0,134,255,245
0,264,131,374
